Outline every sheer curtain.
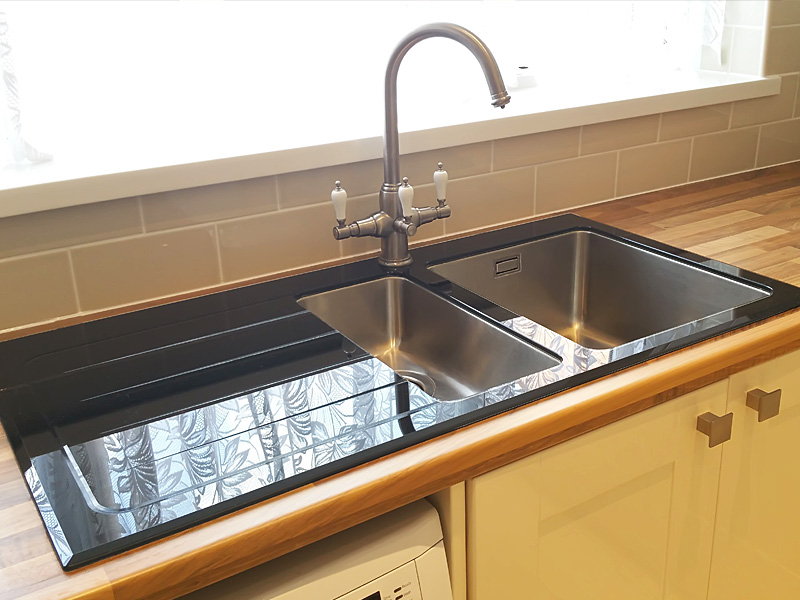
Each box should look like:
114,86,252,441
0,10,50,164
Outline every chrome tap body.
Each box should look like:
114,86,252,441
333,23,510,268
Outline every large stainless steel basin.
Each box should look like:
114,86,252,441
298,277,559,401
430,230,770,350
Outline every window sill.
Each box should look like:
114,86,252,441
0,71,780,219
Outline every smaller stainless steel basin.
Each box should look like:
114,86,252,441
298,277,559,401
430,230,770,350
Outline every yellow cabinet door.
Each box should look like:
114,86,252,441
467,381,729,600
709,349,800,599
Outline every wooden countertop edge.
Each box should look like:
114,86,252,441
23,307,793,600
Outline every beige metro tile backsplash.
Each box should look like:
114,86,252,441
536,152,617,214
218,203,341,282
730,74,799,128
443,167,536,234
580,115,659,155
659,104,731,141
492,128,580,171
141,177,278,232
617,139,692,197
689,127,760,181
765,25,800,74
398,142,493,184
71,226,220,311
0,252,78,330
277,159,383,210
757,118,800,167
769,0,800,27
0,197,142,260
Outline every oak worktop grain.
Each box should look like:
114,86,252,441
2,162,800,600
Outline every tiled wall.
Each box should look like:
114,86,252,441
2,1,800,335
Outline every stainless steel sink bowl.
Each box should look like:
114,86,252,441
430,230,770,350
298,277,560,401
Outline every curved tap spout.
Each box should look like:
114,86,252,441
383,23,510,185
330,23,509,269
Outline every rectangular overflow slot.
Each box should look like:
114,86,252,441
495,255,520,277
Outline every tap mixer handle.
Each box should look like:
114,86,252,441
399,177,414,218
331,181,347,226
434,162,448,206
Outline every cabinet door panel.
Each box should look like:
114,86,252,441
467,381,728,600
709,349,800,599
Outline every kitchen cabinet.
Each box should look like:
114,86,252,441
465,349,800,599
708,348,800,599
466,381,729,600
429,482,468,600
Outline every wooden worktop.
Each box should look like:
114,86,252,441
2,162,800,600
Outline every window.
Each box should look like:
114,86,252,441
2,1,724,167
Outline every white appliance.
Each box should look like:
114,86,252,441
182,500,453,600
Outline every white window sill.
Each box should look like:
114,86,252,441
0,71,780,219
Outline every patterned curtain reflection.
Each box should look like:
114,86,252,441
59,358,428,542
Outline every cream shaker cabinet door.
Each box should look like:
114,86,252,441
709,349,800,600
467,381,729,600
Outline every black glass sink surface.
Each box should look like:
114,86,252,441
1,214,798,570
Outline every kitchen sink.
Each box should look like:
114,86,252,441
430,230,771,350
298,277,559,401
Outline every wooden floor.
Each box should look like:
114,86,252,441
577,162,800,286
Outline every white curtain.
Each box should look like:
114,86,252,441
0,10,50,164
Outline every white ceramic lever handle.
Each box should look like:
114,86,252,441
434,162,448,203
399,177,414,218
331,181,347,224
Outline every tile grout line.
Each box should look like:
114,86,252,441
0,246,80,265
577,126,584,156
273,176,282,211
613,150,621,198
136,196,146,233
40,222,218,253
656,113,663,142
754,125,763,169
213,223,225,283
532,164,538,216
66,250,83,313
490,140,495,173
687,137,695,182
794,73,800,119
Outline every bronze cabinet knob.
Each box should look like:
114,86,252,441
746,388,782,422
697,412,734,447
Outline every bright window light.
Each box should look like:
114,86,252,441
1,1,721,167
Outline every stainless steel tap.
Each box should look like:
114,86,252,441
330,23,511,268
